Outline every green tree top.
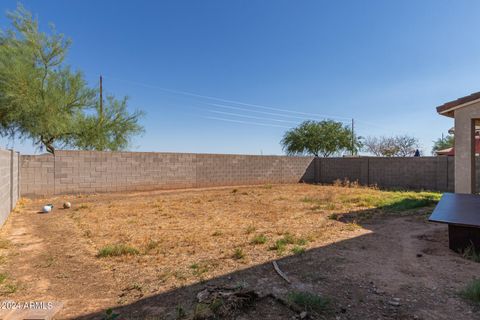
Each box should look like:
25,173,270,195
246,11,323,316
281,120,361,157
0,4,144,153
431,134,454,155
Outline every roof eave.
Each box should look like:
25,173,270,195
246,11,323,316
437,108,455,118
436,93,480,118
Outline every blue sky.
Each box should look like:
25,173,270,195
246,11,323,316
1,0,479,155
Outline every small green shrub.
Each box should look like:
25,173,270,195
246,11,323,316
288,291,329,313
292,246,305,255
97,244,139,257
269,233,299,254
233,248,245,260
461,279,480,304
251,234,267,245
270,239,287,254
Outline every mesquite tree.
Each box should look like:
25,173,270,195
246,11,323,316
281,120,361,157
0,5,144,153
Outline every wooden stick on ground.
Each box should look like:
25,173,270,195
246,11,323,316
272,261,291,284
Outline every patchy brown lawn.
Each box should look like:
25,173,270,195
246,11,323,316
0,184,478,319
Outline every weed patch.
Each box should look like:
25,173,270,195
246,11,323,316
250,234,267,245
97,244,139,258
340,191,440,211
292,246,306,255
269,233,303,254
2,283,17,294
288,291,330,313
190,262,210,277
461,279,480,304
232,248,245,260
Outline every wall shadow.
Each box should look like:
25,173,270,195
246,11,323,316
298,157,316,183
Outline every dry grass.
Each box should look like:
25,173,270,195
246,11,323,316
58,184,439,293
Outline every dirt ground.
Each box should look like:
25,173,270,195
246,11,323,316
0,184,478,319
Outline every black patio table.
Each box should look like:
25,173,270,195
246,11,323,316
429,192,480,251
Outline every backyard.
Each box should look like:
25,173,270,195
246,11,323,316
0,183,478,319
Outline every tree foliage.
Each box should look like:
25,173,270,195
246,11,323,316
281,120,361,157
363,135,420,157
0,5,144,153
431,134,454,155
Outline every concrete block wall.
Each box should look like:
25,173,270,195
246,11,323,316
20,154,55,196
368,157,439,190
21,151,315,196
315,156,459,192
11,151,19,207
0,149,20,226
281,156,315,183
195,154,314,187
318,158,369,185
20,151,476,197
54,151,197,194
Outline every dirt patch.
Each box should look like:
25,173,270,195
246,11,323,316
0,184,477,319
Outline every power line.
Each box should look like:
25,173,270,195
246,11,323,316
103,75,392,132
104,75,352,120
199,116,290,128
202,109,299,124
206,103,350,123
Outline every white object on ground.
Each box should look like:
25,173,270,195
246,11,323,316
63,202,71,209
42,205,52,213
272,261,291,284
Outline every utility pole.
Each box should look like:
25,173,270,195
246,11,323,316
99,75,103,117
351,118,355,156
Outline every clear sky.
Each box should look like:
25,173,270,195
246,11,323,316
1,0,479,155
